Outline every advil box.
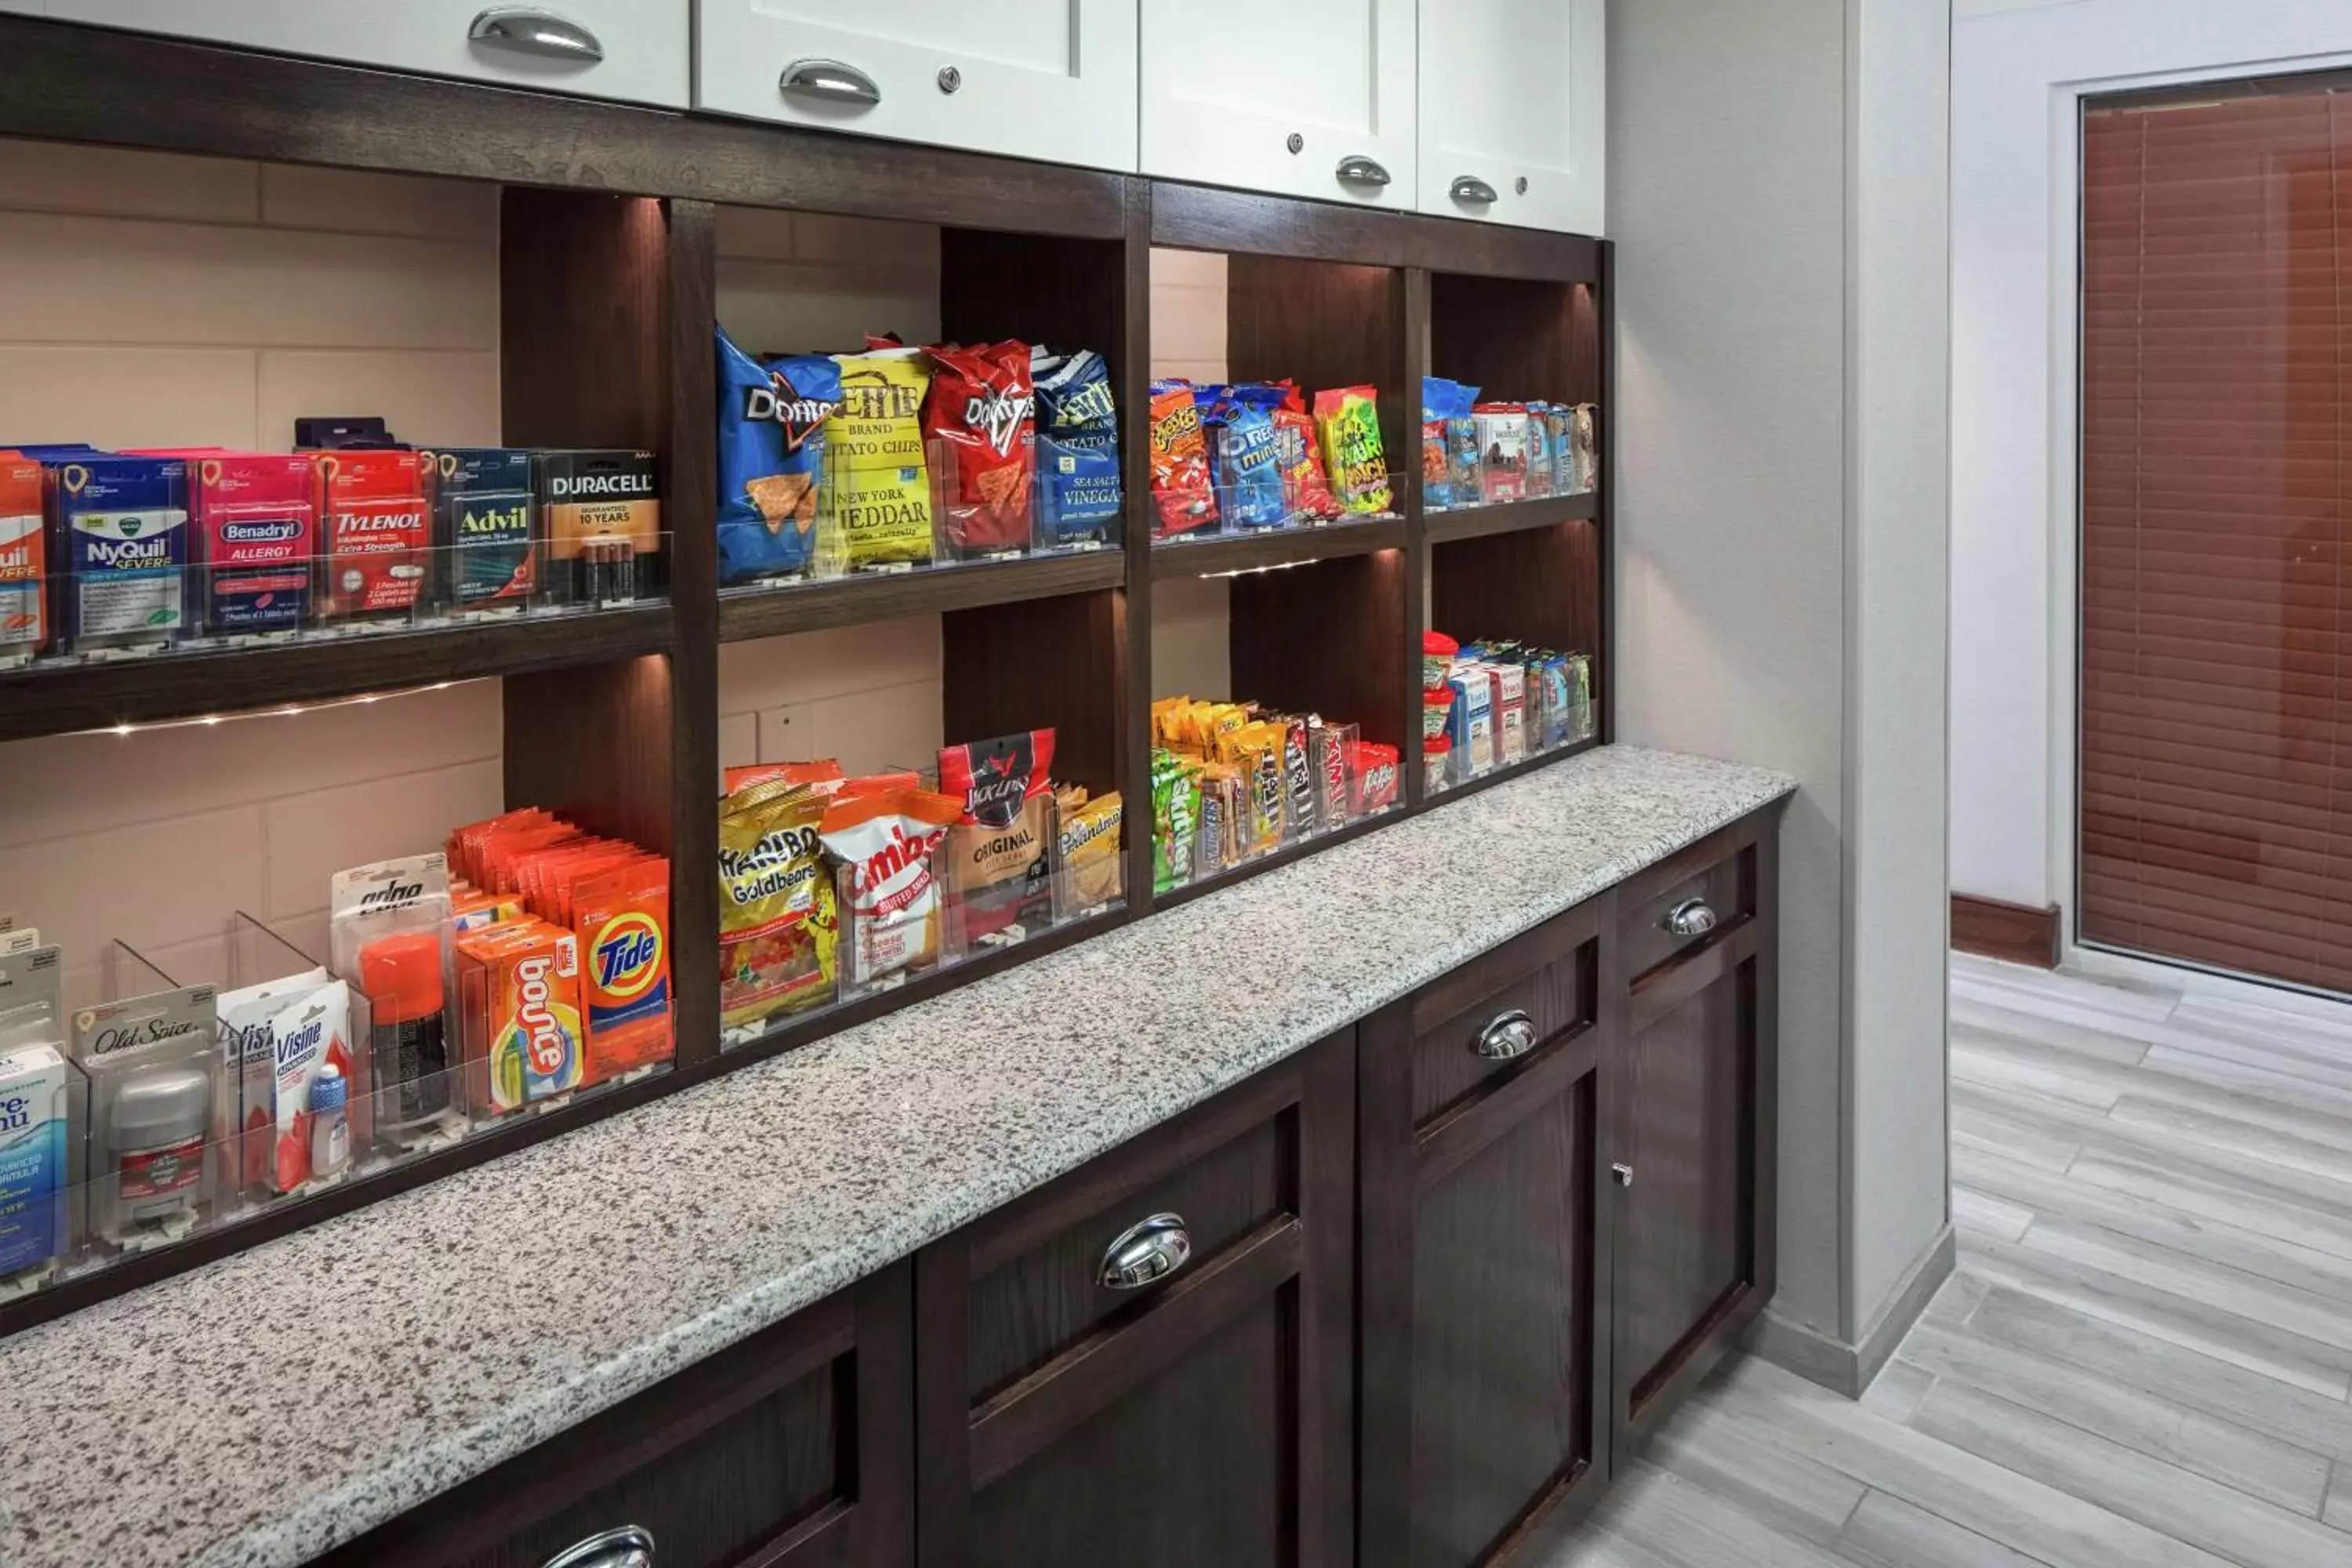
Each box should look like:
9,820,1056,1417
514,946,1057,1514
0,454,45,662
574,857,671,1083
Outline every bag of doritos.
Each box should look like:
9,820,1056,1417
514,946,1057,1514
1032,347,1123,548
827,348,935,572
716,326,838,585
926,340,1035,557
1148,379,1219,540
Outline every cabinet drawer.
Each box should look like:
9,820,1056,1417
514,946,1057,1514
319,1270,912,1568
1407,903,1597,1131
1415,0,1606,234
1619,840,1751,985
43,0,688,106
694,0,1137,172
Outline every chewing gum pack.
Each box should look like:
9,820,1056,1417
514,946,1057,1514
455,920,584,1116
430,448,536,612
53,456,189,652
194,454,316,637
0,453,44,662
314,450,430,622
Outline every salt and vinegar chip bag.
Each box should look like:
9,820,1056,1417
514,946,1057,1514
717,780,837,1029
1030,348,1123,547
1312,386,1393,514
818,787,963,989
925,340,1036,556
826,349,935,571
716,326,840,585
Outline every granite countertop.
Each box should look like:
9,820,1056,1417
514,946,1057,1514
0,744,1793,1568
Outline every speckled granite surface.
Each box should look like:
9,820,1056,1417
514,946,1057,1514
0,744,1791,1568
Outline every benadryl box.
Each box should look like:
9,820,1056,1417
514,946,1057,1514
0,1042,71,1278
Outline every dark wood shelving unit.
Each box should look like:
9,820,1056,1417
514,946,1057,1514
0,12,1613,1333
1146,517,1406,580
1425,491,1599,545
717,552,1126,641
0,604,673,743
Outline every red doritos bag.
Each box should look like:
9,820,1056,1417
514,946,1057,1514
926,340,1036,554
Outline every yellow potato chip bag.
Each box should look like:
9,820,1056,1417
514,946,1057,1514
826,350,935,570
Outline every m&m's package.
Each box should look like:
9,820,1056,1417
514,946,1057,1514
315,449,430,625
55,455,190,652
0,452,45,663
1148,379,1219,539
1312,386,1393,514
826,348,935,572
1032,347,1122,548
925,340,1036,557
717,328,840,586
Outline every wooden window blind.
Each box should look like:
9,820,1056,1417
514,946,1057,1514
2079,85,2352,989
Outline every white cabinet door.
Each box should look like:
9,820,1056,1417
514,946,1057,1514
1417,0,1604,234
1140,0,1416,209
42,1,688,106
695,0,1136,172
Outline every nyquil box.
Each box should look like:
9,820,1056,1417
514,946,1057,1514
0,944,75,1281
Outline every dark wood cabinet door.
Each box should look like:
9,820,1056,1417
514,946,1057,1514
1359,902,1610,1568
317,1266,914,1568
914,1030,1355,1568
1608,811,1780,1457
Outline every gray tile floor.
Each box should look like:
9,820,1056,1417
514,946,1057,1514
1546,953,2352,1567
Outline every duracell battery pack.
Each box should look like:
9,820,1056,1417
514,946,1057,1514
531,449,659,606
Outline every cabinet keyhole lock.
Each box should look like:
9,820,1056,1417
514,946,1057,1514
1515,176,1530,194
1287,132,1305,154
1610,1163,1635,1188
937,65,961,94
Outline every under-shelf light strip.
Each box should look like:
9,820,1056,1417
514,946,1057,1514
1198,558,1314,582
86,681,463,739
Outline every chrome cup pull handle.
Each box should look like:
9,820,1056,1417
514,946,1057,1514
1450,175,1500,204
541,1526,654,1568
468,8,604,63
1100,1213,1192,1290
1664,899,1719,938
782,58,883,106
1336,154,1393,187
1475,1008,1538,1060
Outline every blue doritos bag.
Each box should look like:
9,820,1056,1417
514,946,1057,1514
1031,347,1123,547
717,326,840,586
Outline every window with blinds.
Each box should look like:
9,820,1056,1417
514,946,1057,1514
2080,82,2352,991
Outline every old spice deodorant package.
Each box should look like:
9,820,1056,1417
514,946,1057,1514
0,452,45,664
53,456,190,655
191,454,315,639
430,448,536,615
573,856,672,1084
313,450,430,626
455,920,585,1118
329,853,456,1149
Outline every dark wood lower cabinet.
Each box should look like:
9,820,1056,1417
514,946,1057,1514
318,1265,913,1568
913,1029,1356,1568
1607,812,1780,1459
1359,902,1612,1568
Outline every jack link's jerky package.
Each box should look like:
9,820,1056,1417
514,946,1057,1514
925,340,1035,556
718,780,837,1029
716,325,838,585
818,787,962,989
1031,347,1122,547
1148,379,1219,539
826,348,935,571
1312,386,1393,515
938,729,1058,942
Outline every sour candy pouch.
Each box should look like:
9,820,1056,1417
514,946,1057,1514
1148,380,1219,539
718,780,837,1029
1207,387,1288,529
818,787,963,988
0,453,45,660
826,349,935,571
314,449,430,622
1032,347,1122,546
717,328,839,585
1312,387,1393,515
925,340,1036,555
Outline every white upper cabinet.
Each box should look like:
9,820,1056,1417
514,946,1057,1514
1417,0,1605,234
41,1,690,107
1139,0,1416,209
695,0,1138,172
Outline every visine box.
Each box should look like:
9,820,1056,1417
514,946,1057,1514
0,1042,73,1279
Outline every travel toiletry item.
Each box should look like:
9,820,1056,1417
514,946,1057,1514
454,920,584,1116
314,449,430,625
217,965,328,1193
1030,347,1122,547
330,853,455,1142
192,454,315,638
0,452,45,662
307,1062,349,1181
0,943,76,1286
255,979,354,1196
53,455,190,653
430,448,536,612
716,328,838,585
535,449,660,604
73,981,220,1246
